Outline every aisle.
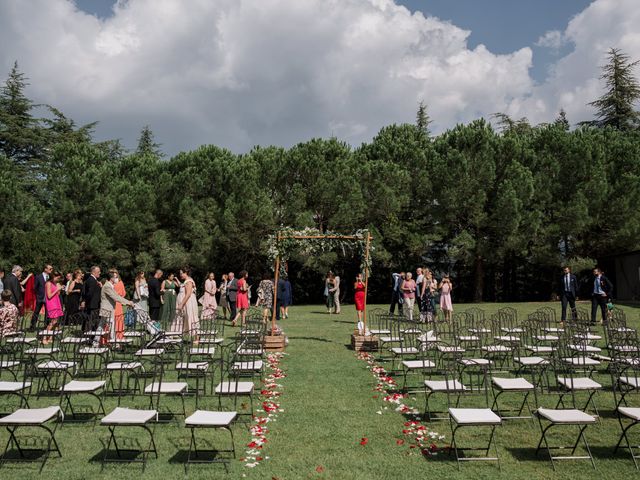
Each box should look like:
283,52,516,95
260,306,413,479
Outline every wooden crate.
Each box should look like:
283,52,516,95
351,334,378,352
264,334,287,352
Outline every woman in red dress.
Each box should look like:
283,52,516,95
354,273,366,324
233,270,250,327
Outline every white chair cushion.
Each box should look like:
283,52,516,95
482,345,511,353
514,356,548,366
449,408,501,425
459,358,491,366
525,345,554,353
535,335,559,341
0,406,62,425
568,344,601,353
380,336,400,343
190,347,217,355
175,362,209,371
557,377,602,390
370,329,390,335
185,410,237,427
424,379,466,392
492,377,534,390
562,357,600,366
620,376,640,388
79,347,109,355
437,346,465,353
0,360,20,368
215,381,254,394
26,347,60,355
495,335,520,342
618,407,640,421
457,335,479,342
536,407,596,424
61,380,106,392
391,347,419,355
101,407,157,425
144,382,188,394
0,381,31,392
237,348,264,356
106,361,142,370
232,361,263,371
501,327,524,334
135,348,165,356
37,360,75,370
402,359,435,369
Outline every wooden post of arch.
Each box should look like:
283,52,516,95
271,231,281,335
362,232,372,335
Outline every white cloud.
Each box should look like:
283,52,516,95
0,0,638,155
536,30,565,50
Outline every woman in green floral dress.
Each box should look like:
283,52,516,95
160,272,178,328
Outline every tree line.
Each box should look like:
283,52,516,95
1,49,640,303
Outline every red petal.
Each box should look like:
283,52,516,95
396,439,405,445
316,466,325,473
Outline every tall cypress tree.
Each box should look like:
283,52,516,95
587,48,640,130
416,100,431,136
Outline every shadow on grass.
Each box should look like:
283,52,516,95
288,336,333,342
332,320,354,324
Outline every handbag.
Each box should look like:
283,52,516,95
124,308,137,328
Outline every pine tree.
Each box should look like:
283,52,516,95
0,61,45,167
136,125,163,157
416,100,431,136
554,108,570,131
587,48,640,130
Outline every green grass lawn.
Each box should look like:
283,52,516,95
1,301,640,479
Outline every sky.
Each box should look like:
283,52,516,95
0,0,636,156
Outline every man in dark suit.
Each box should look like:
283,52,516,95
4,265,23,308
226,272,238,322
148,269,163,322
31,264,52,329
389,272,404,315
591,267,613,324
559,266,578,322
82,266,102,331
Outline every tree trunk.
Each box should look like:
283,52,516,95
473,255,484,302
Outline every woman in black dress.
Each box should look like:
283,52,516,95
65,269,84,323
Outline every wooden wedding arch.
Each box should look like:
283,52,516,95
267,228,373,336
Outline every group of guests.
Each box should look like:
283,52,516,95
558,266,615,324
389,268,453,322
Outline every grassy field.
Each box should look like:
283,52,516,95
1,301,640,479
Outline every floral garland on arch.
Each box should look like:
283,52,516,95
266,227,373,276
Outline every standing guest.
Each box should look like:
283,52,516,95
226,272,238,323
415,267,424,311
201,272,218,318
100,271,134,343
159,272,178,328
219,274,230,319
439,275,454,321
325,272,335,314
4,265,23,308
65,269,84,322
233,270,250,327
559,266,578,323
133,271,149,314
173,267,199,335
282,276,293,319
332,273,341,314
42,271,64,343
148,269,163,322
420,270,438,322
389,271,404,316
591,267,613,324
109,269,127,339
31,264,52,329
0,268,4,294
0,290,19,336
354,273,366,326
256,272,274,324
401,272,417,320
82,266,102,330
21,272,35,316
64,272,73,292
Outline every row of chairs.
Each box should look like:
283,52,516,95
366,306,640,470
0,308,270,471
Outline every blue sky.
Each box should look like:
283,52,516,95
76,0,593,82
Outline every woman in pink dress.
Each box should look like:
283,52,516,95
43,271,64,344
233,270,250,327
174,267,199,335
439,275,453,321
354,273,366,321
401,272,417,321
201,272,218,319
